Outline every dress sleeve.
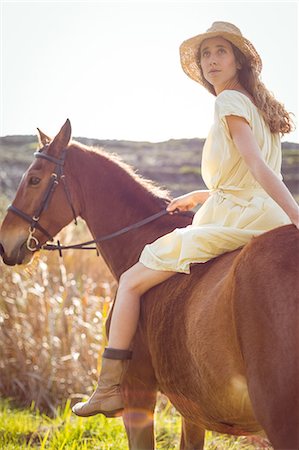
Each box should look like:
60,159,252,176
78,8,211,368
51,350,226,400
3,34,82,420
214,90,252,129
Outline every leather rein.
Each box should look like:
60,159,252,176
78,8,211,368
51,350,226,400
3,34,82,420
7,147,179,256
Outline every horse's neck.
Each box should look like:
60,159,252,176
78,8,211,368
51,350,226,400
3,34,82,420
70,148,171,279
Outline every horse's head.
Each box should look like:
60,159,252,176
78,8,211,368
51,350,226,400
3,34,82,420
0,119,78,266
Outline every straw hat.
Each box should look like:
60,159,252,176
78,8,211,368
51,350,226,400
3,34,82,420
179,21,262,85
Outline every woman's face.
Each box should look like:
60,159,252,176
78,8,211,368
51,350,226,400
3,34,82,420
199,37,241,92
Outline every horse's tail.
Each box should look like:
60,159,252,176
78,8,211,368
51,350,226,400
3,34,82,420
231,224,299,448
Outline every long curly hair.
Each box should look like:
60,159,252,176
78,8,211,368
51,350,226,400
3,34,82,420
197,42,294,135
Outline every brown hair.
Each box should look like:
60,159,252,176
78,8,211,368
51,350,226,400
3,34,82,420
197,42,294,135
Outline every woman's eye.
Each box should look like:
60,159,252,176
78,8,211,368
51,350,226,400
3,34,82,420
29,176,41,186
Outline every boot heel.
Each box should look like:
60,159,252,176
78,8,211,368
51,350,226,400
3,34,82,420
103,408,124,418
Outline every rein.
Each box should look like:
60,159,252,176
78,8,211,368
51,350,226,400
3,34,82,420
43,209,174,257
7,146,182,256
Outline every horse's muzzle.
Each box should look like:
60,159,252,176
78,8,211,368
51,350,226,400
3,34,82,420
0,240,33,266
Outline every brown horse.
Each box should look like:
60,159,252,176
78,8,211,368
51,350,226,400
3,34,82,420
0,120,298,449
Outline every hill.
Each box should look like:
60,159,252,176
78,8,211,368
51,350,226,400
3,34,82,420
0,135,298,203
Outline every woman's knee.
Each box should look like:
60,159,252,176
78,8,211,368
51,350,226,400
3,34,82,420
119,262,175,296
119,264,145,294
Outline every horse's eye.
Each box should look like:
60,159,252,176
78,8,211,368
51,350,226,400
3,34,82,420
29,176,41,186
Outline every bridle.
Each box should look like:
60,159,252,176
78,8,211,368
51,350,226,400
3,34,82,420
7,146,184,256
7,146,78,252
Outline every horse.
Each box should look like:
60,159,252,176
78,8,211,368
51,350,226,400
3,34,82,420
0,119,298,450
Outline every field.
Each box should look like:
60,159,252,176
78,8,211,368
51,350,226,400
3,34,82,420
1,135,297,448
1,397,180,450
1,396,272,449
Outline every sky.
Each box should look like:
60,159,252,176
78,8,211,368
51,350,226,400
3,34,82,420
0,0,298,143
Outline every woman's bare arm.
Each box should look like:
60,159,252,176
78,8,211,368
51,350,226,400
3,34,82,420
226,115,299,229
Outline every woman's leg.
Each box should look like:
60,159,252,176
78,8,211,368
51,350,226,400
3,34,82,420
72,262,176,417
108,262,176,349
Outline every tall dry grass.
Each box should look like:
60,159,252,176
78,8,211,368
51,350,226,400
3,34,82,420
0,217,116,414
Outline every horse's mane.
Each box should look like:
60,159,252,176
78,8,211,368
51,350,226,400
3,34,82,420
69,140,171,201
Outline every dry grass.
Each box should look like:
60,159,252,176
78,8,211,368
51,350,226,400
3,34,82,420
0,218,116,414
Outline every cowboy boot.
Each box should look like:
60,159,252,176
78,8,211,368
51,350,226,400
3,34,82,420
72,347,132,418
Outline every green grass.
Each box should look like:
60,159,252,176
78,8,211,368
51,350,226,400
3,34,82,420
0,398,271,449
0,398,129,449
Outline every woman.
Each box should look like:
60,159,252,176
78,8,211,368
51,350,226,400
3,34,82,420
72,21,299,417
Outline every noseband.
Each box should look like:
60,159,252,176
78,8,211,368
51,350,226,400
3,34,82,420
7,146,77,251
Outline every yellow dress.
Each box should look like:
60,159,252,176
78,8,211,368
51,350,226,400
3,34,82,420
139,90,291,274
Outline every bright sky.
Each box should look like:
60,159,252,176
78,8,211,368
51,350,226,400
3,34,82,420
1,0,298,143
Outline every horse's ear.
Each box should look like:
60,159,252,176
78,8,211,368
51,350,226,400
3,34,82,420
37,128,51,149
48,119,72,158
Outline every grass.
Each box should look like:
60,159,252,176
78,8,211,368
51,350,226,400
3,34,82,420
0,398,271,449
0,398,128,449
0,397,180,449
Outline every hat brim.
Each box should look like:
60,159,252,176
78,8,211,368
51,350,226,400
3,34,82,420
180,31,262,85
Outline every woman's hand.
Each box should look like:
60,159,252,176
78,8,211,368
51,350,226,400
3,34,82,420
167,190,210,213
